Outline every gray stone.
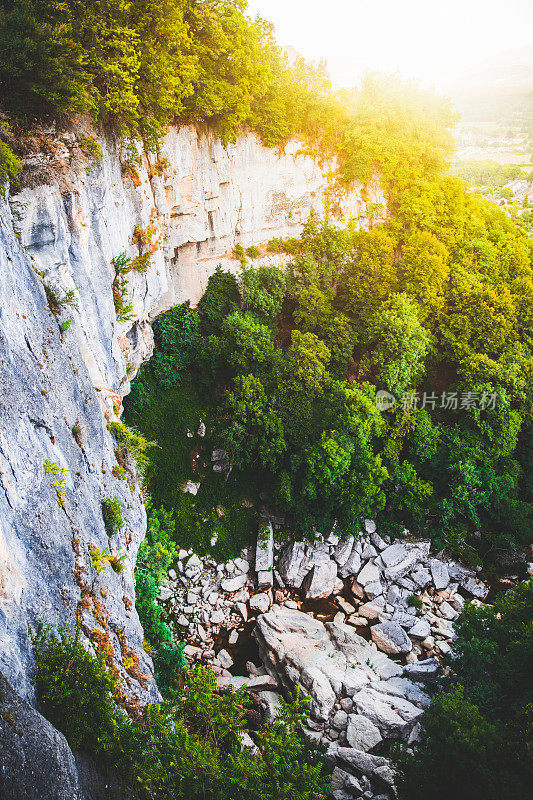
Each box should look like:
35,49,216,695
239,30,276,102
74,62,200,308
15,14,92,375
255,520,274,572
380,543,407,569
357,561,380,586
411,566,432,588
249,592,271,613
217,649,234,669
332,709,349,729
277,542,308,588
346,714,382,751
0,674,82,800
403,657,441,682
334,536,355,567
339,549,362,578
461,576,488,599
430,559,450,590
439,601,458,620
371,622,412,654
302,557,338,599
257,569,273,588
221,574,248,593
408,619,431,639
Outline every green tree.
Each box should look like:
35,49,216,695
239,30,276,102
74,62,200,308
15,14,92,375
365,293,430,397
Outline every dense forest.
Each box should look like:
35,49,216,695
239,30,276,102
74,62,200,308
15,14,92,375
1,2,532,800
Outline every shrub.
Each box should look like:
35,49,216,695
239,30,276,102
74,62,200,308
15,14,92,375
246,245,260,258
108,420,153,486
407,593,423,610
102,496,125,536
32,623,120,751
394,580,533,800
44,285,78,317
196,267,241,336
151,302,199,389
239,262,287,320
88,544,110,574
0,140,22,187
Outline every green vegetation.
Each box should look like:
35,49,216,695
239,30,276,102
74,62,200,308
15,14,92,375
0,138,21,188
127,74,533,566
394,580,533,800
102,496,125,537
0,0,345,159
43,459,69,507
33,624,331,799
135,503,187,693
108,420,153,486
451,159,532,188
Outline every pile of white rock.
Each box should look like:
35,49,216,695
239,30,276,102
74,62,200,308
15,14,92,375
156,519,489,800
275,520,488,661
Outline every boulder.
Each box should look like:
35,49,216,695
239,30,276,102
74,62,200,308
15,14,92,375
461,576,488,600
352,687,419,738
334,536,355,567
249,593,271,613
302,557,338,599
408,619,431,639
380,543,407,569
339,549,362,578
259,690,282,720
277,542,308,588
257,569,273,588
221,574,247,593
430,559,450,590
357,561,380,586
217,649,234,669
0,674,82,800
403,657,441,683
371,622,412,655
346,714,382,752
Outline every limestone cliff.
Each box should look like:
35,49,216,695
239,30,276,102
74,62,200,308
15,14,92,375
0,121,384,708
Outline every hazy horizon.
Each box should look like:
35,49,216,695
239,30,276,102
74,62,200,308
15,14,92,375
246,0,533,92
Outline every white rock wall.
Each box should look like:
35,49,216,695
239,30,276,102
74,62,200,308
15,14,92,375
10,125,384,413
0,121,384,704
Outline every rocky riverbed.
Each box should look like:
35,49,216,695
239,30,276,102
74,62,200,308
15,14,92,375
155,517,489,800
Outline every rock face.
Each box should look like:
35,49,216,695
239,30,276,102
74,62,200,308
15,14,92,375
1,122,379,707
254,607,428,797
0,673,82,800
0,198,156,706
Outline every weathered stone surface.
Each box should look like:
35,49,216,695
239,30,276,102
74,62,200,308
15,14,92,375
0,674,82,800
403,658,441,682
221,574,248,593
430,559,450,590
461,576,489,599
277,542,308,588
408,619,431,639
255,520,274,573
346,714,382,752
357,561,380,586
249,593,271,613
302,556,338,599
380,543,407,569
371,622,413,655
334,537,355,567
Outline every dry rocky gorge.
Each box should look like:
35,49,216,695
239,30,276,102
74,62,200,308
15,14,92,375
158,513,488,800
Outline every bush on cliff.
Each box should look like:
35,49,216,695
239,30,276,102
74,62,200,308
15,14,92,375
33,625,331,800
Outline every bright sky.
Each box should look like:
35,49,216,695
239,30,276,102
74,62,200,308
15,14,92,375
246,0,533,91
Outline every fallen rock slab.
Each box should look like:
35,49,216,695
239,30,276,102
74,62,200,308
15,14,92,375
371,621,413,655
